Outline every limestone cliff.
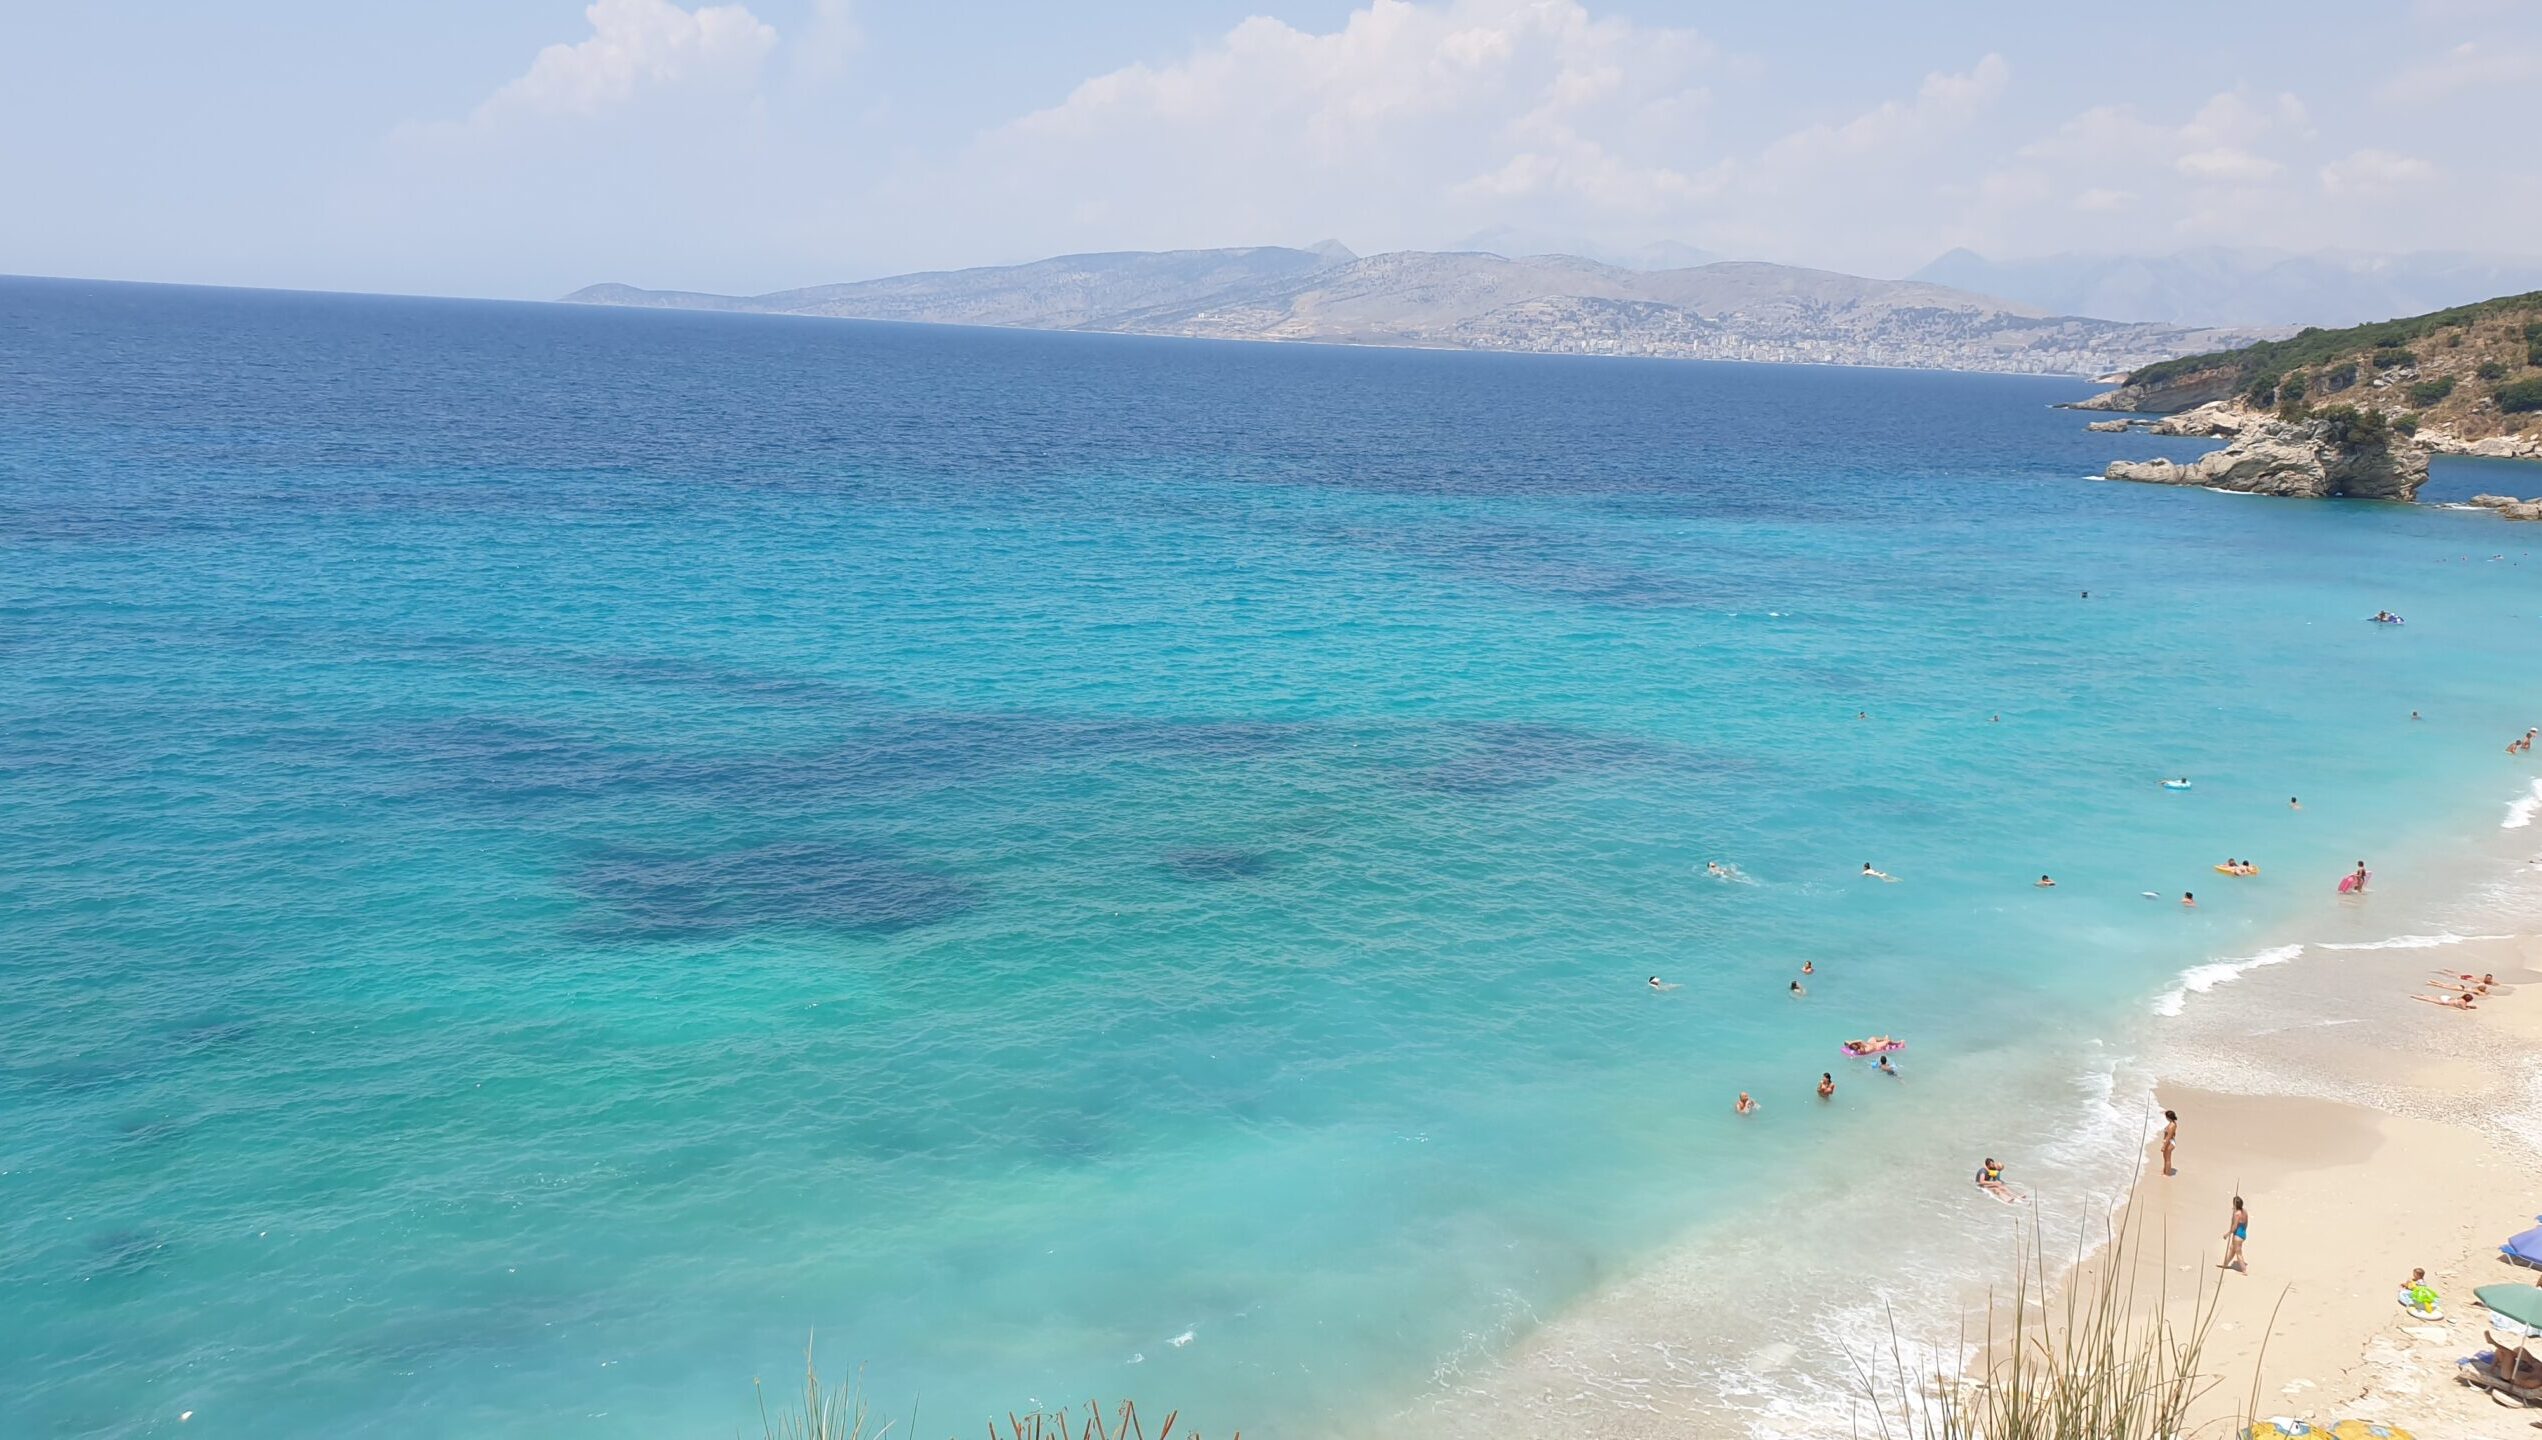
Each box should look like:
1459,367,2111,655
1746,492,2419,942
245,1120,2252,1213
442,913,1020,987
2102,408,2428,500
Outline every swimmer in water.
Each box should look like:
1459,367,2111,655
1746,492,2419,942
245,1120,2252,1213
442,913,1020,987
1789,980,1807,997
2411,710,2421,721
1735,1092,1757,1115
2036,874,2056,887
1707,861,1728,877
1876,1055,1898,1077
1648,976,1678,991
1817,1072,1835,1100
1975,1158,2013,1199
2290,796,2301,810
2182,891,2196,908
2351,861,2370,892
1862,863,1896,881
1800,960,1814,975
1990,714,2000,723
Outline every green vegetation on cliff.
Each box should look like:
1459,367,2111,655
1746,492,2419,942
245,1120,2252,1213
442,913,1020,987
2126,290,2542,392
2106,289,2542,442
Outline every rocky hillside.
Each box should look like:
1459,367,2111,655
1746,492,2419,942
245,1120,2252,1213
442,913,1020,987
565,248,2274,378
2076,290,2542,458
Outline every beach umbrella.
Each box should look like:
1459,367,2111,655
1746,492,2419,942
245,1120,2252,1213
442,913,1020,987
2504,1224,2542,1268
2474,1282,2542,1331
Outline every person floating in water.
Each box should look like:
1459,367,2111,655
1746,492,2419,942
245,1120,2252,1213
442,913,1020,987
1707,860,1728,877
1648,976,1678,991
1800,960,1814,975
1876,1054,1899,1077
2290,796,2301,810
1789,979,1806,997
1735,1092,1757,1115
2411,710,2422,721
2036,874,2056,888
1817,1072,1835,1100
2181,891,2196,908
1862,863,1896,881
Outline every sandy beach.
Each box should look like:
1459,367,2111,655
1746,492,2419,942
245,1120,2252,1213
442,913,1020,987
2123,929,2542,1437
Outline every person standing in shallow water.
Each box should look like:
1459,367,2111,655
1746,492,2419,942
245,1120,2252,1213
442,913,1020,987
1817,1072,1835,1100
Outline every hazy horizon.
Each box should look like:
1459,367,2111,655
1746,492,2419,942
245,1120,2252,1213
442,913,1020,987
5,1,2540,302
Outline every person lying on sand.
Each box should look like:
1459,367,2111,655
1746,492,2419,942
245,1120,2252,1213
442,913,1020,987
2426,979,2489,996
2411,991,2476,1010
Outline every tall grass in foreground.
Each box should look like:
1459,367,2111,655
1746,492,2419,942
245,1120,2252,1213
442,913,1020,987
1852,1189,2272,1440
752,1339,1231,1440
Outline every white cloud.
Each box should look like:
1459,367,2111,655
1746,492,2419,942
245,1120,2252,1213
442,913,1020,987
2175,147,2280,182
2380,41,2542,102
468,0,777,125
1757,53,2009,171
963,0,1718,252
2320,147,2438,195
2072,187,2134,213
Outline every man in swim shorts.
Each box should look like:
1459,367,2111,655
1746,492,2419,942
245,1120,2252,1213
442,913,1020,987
1975,1159,2012,1199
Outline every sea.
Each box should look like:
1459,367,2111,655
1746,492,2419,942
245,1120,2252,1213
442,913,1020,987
5,275,2541,1440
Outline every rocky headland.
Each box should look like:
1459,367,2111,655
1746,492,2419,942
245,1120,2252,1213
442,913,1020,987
2080,288,2542,512
2101,406,2429,499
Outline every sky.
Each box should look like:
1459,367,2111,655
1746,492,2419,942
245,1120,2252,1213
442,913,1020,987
3,0,2539,299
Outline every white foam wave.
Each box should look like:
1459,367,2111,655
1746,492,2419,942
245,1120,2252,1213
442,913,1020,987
2504,778,2542,829
2314,932,2509,951
2151,944,2305,1016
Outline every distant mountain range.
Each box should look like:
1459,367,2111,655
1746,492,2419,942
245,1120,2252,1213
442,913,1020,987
566,246,2273,378
1911,247,2542,329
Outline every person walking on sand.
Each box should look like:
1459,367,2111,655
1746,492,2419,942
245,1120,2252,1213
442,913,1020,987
1817,1072,1836,1100
2160,1110,2178,1177
2221,1196,2249,1273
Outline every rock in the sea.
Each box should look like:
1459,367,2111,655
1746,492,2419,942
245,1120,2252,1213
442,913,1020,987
2470,494,2521,509
2148,401,2247,438
2500,500,2542,522
2084,419,2133,432
2102,415,2428,500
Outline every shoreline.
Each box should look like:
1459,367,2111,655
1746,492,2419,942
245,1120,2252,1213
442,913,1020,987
2122,937,2542,1435
1399,779,2542,1440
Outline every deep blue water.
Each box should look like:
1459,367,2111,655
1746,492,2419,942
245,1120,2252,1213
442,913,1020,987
5,276,2541,1439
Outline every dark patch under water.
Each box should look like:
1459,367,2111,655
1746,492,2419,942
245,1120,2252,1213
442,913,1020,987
569,839,974,940
1158,847,1277,882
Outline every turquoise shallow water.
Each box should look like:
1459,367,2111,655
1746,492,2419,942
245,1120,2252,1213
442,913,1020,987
5,276,2542,1438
